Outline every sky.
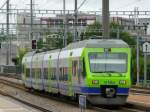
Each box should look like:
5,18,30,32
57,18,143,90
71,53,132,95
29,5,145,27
0,0,150,11
0,0,150,24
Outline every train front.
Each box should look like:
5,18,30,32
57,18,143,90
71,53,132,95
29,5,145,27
83,45,131,105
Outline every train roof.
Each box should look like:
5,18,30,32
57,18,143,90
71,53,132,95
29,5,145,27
23,49,61,58
23,39,129,58
24,51,36,57
63,39,129,50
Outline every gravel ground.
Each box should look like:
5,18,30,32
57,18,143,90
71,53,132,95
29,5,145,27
128,93,150,107
0,83,98,112
0,94,41,112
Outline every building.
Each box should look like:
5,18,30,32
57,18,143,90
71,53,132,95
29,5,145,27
138,18,150,35
16,13,97,45
16,13,42,48
17,12,150,43
40,14,96,35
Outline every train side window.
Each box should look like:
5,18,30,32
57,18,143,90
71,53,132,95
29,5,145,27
46,68,48,79
64,67,68,81
37,68,39,79
59,68,62,81
39,68,42,79
26,68,30,78
32,68,35,78
51,68,53,80
43,68,47,79
22,64,25,74
54,68,56,80
82,58,86,78
52,68,55,80
72,60,78,77
78,60,82,77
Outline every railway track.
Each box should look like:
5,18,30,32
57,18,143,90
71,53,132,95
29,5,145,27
2,73,150,94
0,91,51,112
0,79,52,112
0,76,112,112
130,88,150,94
92,103,150,112
0,76,149,112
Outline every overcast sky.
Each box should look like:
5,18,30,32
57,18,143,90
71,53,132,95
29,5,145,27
0,0,149,11
0,0,150,24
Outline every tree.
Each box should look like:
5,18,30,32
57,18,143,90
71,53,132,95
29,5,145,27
37,38,44,49
83,22,102,39
82,21,136,46
36,31,73,50
12,48,28,65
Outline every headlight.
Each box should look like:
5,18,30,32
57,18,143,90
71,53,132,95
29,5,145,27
92,80,99,84
119,80,126,85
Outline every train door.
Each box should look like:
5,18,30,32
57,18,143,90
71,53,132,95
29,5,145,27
41,53,46,90
48,55,52,92
22,58,27,85
78,59,83,84
30,53,34,88
56,50,61,93
35,56,39,89
72,60,78,84
68,52,74,96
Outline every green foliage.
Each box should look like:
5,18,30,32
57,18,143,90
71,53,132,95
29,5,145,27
86,21,102,32
37,38,44,49
17,48,28,65
83,22,102,39
67,32,73,45
82,21,136,46
110,22,120,29
120,32,136,45
12,48,28,65
0,35,7,42
36,31,73,49
44,34,63,49
131,47,150,84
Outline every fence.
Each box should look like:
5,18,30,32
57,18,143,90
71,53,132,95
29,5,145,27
0,65,22,79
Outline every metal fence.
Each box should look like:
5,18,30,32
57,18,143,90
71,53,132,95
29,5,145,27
0,65,22,79
139,80,150,88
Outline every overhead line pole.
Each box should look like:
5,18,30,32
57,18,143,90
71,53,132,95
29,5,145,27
74,0,78,42
102,0,110,38
6,0,9,65
63,0,67,46
30,0,33,40
135,7,140,85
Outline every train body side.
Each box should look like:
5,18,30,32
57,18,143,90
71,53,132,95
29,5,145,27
22,39,131,105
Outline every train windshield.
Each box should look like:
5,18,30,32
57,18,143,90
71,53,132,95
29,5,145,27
89,53,127,73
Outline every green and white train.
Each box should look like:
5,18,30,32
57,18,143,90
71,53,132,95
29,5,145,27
22,39,131,105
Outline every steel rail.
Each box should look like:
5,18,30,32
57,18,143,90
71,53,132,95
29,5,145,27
0,76,150,112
